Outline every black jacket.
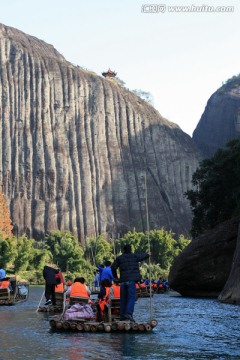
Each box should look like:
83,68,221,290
43,266,58,285
111,252,149,283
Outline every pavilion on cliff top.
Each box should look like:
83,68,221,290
102,68,117,78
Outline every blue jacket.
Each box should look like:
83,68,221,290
0,268,6,280
101,266,114,282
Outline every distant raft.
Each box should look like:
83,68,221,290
0,277,29,305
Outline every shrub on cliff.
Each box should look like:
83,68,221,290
0,190,13,239
186,137,240,237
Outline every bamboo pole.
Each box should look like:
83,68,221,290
77,323,84,331
111,322,118,331
138,323,145,331
144,323,152,331
151,319,158,328
104,324,111,332
90,324,98,332
124,322,131,331
36,289,45,313
145,172,152,322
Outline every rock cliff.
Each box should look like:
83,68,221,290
193,76,240,158
0,23,201,242
218,222,240,305
168,216,240,298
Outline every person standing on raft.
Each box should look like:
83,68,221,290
111,244,150,322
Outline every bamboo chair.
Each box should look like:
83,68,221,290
0,288,11,301
108,297,120,323
69,296,89,305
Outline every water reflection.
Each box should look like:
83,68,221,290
0,287,239,360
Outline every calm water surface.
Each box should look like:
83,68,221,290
0,286,239,360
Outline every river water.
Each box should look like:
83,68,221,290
0,286,239,360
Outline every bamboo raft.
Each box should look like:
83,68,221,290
0,277,29,306
49,316,158,333
48,294,158,333
37,291,64,313
38,305,63,313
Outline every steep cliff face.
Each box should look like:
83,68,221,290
218,222,240,305
193,76,240,158
0,23,201,242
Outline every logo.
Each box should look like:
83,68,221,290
141,4,166,13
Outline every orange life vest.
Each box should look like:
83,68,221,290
0,280,10,288
55,283,64,292
111,284,120,298
99,287,111,312
70,282,89,298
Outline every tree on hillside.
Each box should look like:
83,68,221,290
115,228,190,270
44,231,90,272
185,138,240,237
14,236,35,272
132,89,154,105
85,234,114,266
0,236,17,267
0,189,13,238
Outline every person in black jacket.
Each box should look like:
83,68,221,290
43,265,59,306
111,244,150,322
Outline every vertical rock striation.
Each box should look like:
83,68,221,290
0,23,201,242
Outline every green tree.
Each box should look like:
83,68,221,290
44,231,85,272
185,138,240,237
29,248,51,270
15,235,35,272
114,229,143,255
93,234,114,265
138,229,179,270
114,228,189,271
0,236,17,267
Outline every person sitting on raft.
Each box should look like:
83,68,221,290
0,278,12,292
55,270,65,293
65,277,91,302
96,279,112,322
0,263,6,280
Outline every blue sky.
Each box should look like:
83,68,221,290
1,0,240,136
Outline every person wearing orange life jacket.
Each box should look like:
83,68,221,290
140,281,146,288
66,277,91,299
55,271,65,293
96,279,112,322
0,280,11,288
110,281,120,299
0,279,12,292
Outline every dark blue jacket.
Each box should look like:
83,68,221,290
43,266,58,285
111,252,149,283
